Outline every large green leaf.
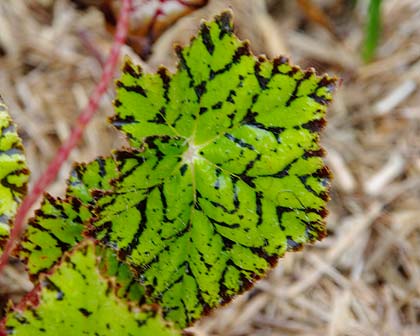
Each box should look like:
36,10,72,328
6,241,180,336
0,97,29,251
90,11,336,327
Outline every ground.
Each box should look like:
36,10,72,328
0,0,419,335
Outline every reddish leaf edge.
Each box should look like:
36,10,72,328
0,0,133,273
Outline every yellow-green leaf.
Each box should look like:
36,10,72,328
92,11,336,327
6,241,180,336
0,97,29,252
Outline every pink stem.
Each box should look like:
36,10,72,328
0,0,132,273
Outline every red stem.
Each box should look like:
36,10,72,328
0,0,132,273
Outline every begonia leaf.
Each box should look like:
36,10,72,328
91,11,336,327
0,98,29,252
6,241,180,336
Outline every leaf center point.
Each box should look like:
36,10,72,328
182,141,202,164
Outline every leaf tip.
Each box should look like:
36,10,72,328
157,66,171,85
121,57,142,79
215,9,234,35
318,74,339,95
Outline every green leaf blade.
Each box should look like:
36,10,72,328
89,11,336,328
6,241,180,336
0,98,29,251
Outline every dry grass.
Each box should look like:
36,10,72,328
0,0,419,335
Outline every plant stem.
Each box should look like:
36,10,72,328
362,0,382,62
0,0,132,272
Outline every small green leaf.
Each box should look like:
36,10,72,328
0,98,29,251
91,11,336,327
6,241,180,336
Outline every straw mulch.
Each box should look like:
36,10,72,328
0,0,419,335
